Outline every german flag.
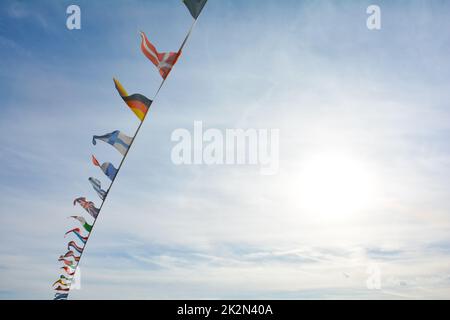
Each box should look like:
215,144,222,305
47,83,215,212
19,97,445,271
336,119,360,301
113,78,152,121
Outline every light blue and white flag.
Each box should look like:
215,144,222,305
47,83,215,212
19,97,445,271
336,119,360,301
92,130,133,156
88,177,107,200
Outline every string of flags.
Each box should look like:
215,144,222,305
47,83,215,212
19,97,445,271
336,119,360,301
53,0,208,300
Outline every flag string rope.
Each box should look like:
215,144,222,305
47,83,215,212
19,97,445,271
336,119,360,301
61,16,200,298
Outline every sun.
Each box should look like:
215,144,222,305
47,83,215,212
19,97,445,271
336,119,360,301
297,151,378,221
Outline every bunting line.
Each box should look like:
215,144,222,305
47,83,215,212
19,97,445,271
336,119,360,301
57,0,208,300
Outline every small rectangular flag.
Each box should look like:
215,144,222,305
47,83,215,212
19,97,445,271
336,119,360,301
92,155,118,181
114,78,152,121
92,130,133,156
183,0,207,19
140,32,180,79
88,177,107,200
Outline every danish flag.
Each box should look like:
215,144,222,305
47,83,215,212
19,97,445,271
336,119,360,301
140,31,180,79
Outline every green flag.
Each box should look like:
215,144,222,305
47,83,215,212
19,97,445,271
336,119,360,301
183,0,207,19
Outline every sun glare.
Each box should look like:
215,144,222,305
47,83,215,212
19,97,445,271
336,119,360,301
297,152,377,220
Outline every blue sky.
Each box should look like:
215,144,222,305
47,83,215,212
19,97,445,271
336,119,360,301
1,0,450,299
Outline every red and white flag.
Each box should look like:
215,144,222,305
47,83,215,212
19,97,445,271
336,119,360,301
140,31,180,79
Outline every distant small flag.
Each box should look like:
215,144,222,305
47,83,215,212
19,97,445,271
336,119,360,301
70,215,93,232
59,251,80,262
88,177,107,200
54,293,69,300
54,286,70,292
53,279,70,287
61,250,76,258
65,228,88,244
140,32,180,79
61,251,74,258
92,130,133,156
67,241,84,254
61,266,76,276
92,155,118,181
60,275,72,282
59,256,79,264
59,258,76,267
73,197,99,219
183,0,208,19
114,78,152,121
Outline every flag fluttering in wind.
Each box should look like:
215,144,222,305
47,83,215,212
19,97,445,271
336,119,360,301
54,286,70,292
53,279,70,287
73,197,99,219
62,250,75,258
70,216,92,232
53,275,73,287
65,228,88,244
140,32,180,79
54,293,69,300
92,130,133,156
92,155,118,181
88,177,107,200
60,251,80,262
59,256,79,263
61,266,76,276
54,0,208,300
114,78,152,121
60,275,71,281
59,258,76,268
183,0,208,19
67,241,84,254
60,251,78,260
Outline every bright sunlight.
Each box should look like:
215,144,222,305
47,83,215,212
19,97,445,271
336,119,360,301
297,151,378,221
